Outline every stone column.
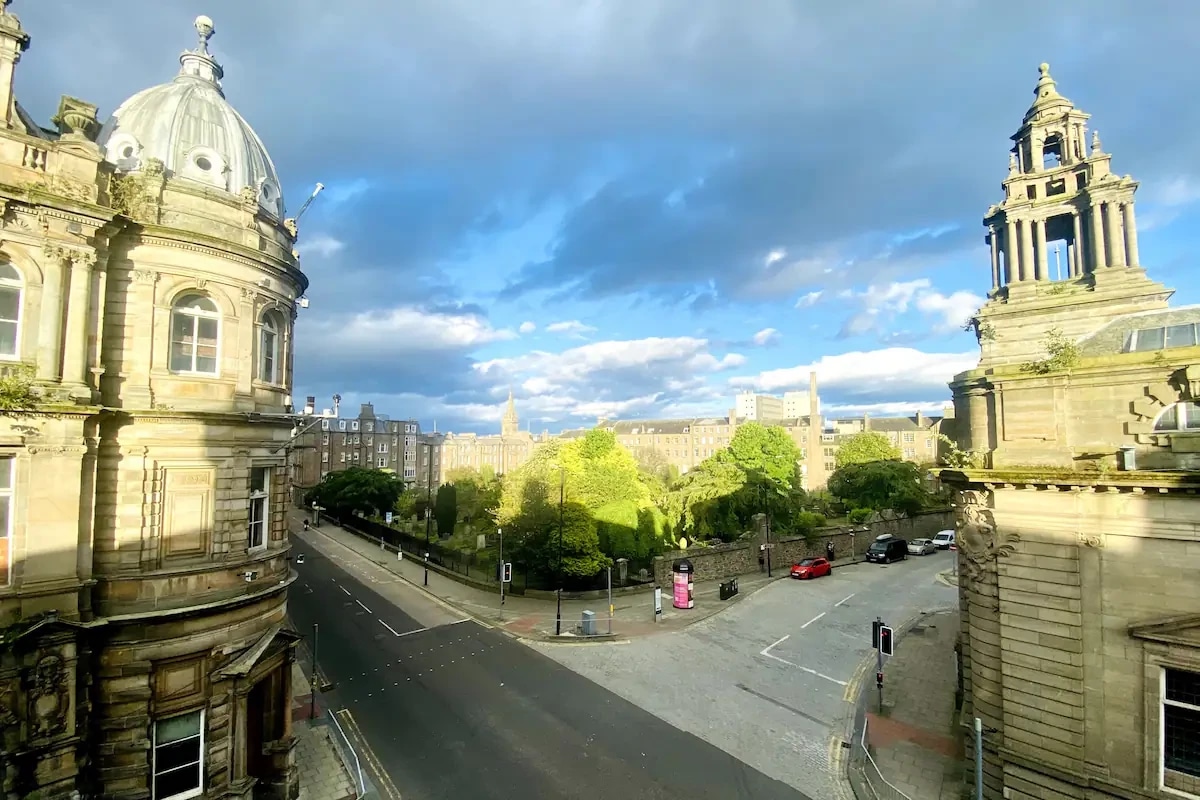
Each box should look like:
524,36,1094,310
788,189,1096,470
62,251,97,396
1004,220,1019,283
988,226,1000,290
1090,203,1107,270
125,269,158,408
1033,219,1047,281
37,245,68,381
1019,220,1035,283
236,288,256,396
1072,211,1084,277
1123,202,1140,267
1105,200,1124,267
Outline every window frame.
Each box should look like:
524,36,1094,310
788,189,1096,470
0,456,12,588
247,466,269,551
169,294,221,377
258,313,280,385
1153,402,1200,434
1160,666,1200,795
0,262,24,361
152,708,205,800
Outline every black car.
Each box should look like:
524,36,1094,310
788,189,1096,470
866,535,908,564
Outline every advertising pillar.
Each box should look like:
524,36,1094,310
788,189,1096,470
672,558,694,609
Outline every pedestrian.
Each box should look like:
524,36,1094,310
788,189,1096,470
302,519,310,532
826,540,835,561
758,544,765,572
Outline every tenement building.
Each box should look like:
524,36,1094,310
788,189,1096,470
0,8,307,799
945,63,1200,800
438,391,537,482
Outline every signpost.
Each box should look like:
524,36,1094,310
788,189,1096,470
653,587,663,622
498,527,504,606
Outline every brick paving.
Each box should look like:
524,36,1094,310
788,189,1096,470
291,660,358,800
864,608,964,800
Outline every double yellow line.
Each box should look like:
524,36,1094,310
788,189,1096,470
336,708,403,800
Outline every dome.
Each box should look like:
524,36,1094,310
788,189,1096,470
97,16,285,219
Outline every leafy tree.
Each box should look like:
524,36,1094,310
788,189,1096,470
834,431,902,469
393,489,417,520
444,466,502,530
714,422,803,488
433,483,457,537
305,467,403,519
828,460,928,516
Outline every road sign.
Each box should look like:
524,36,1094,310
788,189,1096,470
501,562,512,583
385,511,393,524
879,625,894,657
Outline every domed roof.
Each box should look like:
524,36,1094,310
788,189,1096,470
97,16,285,218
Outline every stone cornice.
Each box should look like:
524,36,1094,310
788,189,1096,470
939,467,1200,494
133,228,307,295
97,406,296,428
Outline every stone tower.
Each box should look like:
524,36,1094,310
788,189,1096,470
501,390,519,437
970,63,1170,371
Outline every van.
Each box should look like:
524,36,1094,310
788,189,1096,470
931,530,955,550
866,535,908,564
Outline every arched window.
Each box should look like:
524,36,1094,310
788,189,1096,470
169,294,220,375
0,263,23,359
1153,402,1200,432
258,313,281,384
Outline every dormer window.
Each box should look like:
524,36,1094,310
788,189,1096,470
1153,402,1200,433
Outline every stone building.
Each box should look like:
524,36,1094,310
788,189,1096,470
0,8,306,799
437,391,537,483
945,63,1200,800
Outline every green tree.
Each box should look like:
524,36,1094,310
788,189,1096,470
444,466,502,530
828,460,928,516
715,422,803,487
433,483,457,537
393,489,417,520
834,431,902,469
305,467,403,519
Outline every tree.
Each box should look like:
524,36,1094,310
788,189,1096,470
835,431,902,469
305,467,403,519
433,483,457,537
827,460,928,516
715,422,803,488
444,466,502,530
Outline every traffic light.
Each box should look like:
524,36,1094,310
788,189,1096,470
872,619,881,649
879,625,894,657
501,562,513,583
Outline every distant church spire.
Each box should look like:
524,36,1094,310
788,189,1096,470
501,389,519,437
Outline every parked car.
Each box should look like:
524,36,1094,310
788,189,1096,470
790,557,832,580
931,530,955,550
907,538,937,556
866,534,908,564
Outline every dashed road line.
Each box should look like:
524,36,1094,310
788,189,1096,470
836,593,856,607
356,599,372,613
801,612,826,629
380,619,400,636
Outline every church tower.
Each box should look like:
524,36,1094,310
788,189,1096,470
501,390,519,437
972,63,1171,367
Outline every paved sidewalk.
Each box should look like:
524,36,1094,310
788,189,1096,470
291,651,358,800
863,608,964,799
290,507,853,640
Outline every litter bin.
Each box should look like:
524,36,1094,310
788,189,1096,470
580,610,596,636
672,559,694,609
719,578,740,601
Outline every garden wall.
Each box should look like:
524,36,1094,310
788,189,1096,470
651,509,954,586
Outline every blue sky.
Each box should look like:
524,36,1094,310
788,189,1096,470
17,1,1200,433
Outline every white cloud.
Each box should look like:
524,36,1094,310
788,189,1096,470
824,400,951,417
839,278,983,336
915,288,984,333
545,320,597,337
1139,175,1200,232
795,290,823,308
729,346,977,399
297,233,345,258
303,306,516,356
752,327,781,346
518,320,537,334
765,248,787,266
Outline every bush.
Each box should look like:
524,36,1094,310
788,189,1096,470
794,511,826,542
848,507,874,524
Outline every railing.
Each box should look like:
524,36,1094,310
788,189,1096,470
327,709,366,799
855,717,913,800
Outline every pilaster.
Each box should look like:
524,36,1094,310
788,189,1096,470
123,269,158,408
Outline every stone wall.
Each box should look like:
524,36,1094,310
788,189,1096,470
652,509,954,585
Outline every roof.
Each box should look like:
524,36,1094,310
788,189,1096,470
1078,304,1200,356
865,415,944,433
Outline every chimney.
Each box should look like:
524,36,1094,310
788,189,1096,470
728,407,738,427
304,396,315,415
863,412,871,431
360,403,374,418
942,403,955,420
807,371,823,490
916,409,924,426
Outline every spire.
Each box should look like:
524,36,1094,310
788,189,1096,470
501,390,519,436
1023,62,1071,124
178,15,224,92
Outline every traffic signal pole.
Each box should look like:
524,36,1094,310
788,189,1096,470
876,616,884,713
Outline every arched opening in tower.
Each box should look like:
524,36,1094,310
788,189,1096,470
1043,212,1079,280
1042,133,1065,170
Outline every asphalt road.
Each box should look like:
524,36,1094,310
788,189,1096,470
289,544,811,800
533,550,958,800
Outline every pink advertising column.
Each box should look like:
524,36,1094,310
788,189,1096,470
672,558,694,609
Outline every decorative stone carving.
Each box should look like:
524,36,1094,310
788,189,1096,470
282,218,298,238
26,655,70,738
1077,531,1104,549
954,489,1019,582
240,286,257,302
51,96,100,142
195,278,208,290
42,243,71,264
131,269,159,285
41,175,96,204
239,186,258,207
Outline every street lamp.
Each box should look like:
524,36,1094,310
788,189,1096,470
556,466,565,636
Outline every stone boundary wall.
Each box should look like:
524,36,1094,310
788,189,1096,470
652,510,954,585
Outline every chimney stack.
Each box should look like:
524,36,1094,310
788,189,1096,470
863,412,871,431
807,371,824,490
916,409,924,426
304,396,315,415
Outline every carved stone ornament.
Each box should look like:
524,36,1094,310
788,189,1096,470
26,654,70,738
41,175,96,204
240,286,257,302
239,186,258,207
954,489,1020,582
283,218,298,238
1077,531,1104,549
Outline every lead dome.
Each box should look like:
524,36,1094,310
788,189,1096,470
97,15,286,218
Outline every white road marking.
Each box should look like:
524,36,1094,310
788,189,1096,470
761,635,790,661
339,585,351,596
801,612,826,629
759,634,848,686
380,619,400,636
356,600,372,613
836,593,856,607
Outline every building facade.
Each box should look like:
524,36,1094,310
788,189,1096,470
438,392,537,483
946,63,1200,800
0,9,305,799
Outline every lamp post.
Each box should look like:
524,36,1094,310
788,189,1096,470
424,442,433,548
555,466,565,636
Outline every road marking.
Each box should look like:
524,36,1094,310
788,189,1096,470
801,612,826,629
339,585,351,596
356,600,372,613
761,635,791,663
836,593,856,606
759,634,847,686
379,619,400,636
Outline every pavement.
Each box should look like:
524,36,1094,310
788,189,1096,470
859,608,965,800
291,507,858,641
529,549,959,800
290,647,358,800
288,537,812,800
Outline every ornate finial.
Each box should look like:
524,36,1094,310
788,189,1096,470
194,15,215,54
1038,62,1050,77
1091,129,1102,154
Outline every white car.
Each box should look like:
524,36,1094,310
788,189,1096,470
908,538,937,556
931,530,955,550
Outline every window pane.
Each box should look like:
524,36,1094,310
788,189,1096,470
156,711,202,743
1165,703,1200,778
171,312,195,345
177,295,217,314
197,318,218,348
156,736,201,774
0,264,20,282
1155,405,1179,432
154,762,201,799
0,320,15,357
169,343,193,372
1168,668,1200,707
1135,327,1165,351
0,286,19,322
1167,324,1198,349
1185,403,1200,432
261,330,276,382
250,467,267,494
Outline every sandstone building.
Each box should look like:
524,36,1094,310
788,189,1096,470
437,391,538,483
946,63,1200,800
0,8,307,798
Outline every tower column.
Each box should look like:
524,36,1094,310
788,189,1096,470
1033,219,1047,280
1105,200,1124,266
988,226,1000,290
1090,203,1107,270
1123,202,1140,267
1019,220,1035,282
1071,211,1084,277
1004,220,1019,283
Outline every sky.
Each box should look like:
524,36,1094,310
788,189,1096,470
16,1,1200,433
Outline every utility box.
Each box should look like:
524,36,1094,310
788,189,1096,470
580,610,596,636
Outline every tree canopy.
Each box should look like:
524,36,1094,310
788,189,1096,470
834,431,902,468
305,467,403,519
827,459,927,516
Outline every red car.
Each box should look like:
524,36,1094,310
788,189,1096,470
790,557,832,580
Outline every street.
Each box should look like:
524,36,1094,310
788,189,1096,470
532,551,958,800
288,542,811,800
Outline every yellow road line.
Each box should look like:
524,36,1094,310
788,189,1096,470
337,708,402,800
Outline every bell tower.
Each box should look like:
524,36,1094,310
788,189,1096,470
972,63,1171,367
501,390,519,437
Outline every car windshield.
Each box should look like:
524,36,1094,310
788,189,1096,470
868,542,888,552
797,559,815,567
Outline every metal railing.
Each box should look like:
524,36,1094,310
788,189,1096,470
856,717,913,800
327,709,366,799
